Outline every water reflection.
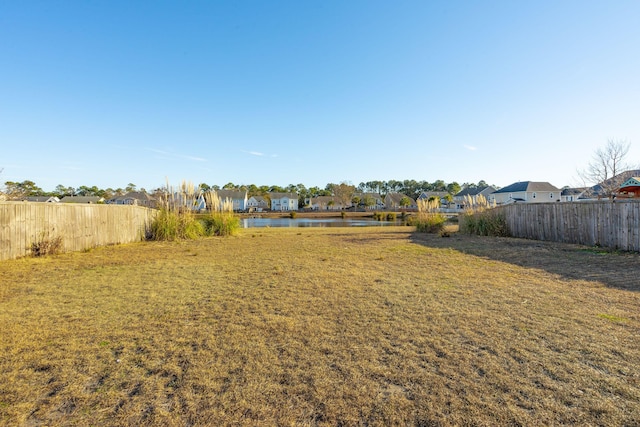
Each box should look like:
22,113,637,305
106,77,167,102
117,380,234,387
241,217,401,228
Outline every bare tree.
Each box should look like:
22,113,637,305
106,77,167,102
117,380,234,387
579,139,636,198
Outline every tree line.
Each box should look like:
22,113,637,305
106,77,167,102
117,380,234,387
2,178,498,205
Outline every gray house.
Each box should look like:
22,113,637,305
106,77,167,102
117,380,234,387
454,186,497,209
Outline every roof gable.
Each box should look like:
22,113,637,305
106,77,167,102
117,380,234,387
620,177,640,188
216,190,247,199
269,192,297,199
493,181,560,194
455,186,496,197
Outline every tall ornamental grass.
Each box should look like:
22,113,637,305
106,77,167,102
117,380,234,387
458,194,509,237
149,180,240,240
414,198,447,233
203,191,240,236
149,180,206,241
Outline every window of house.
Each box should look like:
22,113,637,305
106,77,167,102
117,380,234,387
549,193,553,198
533,192,536,199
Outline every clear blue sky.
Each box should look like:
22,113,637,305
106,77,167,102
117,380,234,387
2,1,639,192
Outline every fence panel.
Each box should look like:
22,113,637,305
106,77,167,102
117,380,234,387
0,202,157,261
497,200,640,251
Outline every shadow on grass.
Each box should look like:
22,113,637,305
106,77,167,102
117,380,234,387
409,231,640,292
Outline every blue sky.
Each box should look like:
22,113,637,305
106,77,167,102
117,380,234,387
1,1,639,192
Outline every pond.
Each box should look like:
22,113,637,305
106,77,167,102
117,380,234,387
240,217,404,228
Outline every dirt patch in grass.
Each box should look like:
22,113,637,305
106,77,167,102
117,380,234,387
1,227,639,425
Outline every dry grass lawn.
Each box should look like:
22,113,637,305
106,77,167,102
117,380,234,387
0,227,639,426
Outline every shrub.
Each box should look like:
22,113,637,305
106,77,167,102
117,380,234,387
373,212,385,221
341,211,346,219
386,212,397,221
202,190,240,236
459,210,509,237
290,211,297,219
149,180,240,241
413,199,446,233
458,195,509,237
201,212,240,237
149,208,205,241
415,213,447,233
31,232,63,257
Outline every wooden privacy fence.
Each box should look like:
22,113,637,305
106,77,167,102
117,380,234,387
498,200,640,252
0,202,157,261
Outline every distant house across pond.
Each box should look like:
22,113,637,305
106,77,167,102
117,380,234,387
109,191,157,208
22,196,61,203
384,192,417,209
491,182,561,205
247,195,269,212
214,190,248,211
270,192,298,211
61,196,105,204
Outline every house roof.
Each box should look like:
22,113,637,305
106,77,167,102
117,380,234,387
385,192,416,204
587,169,640,196
417,191,448,199
620,177,640,188
24,196,60,202
492,181,560,194
455,186,496,197
216,190,247,199
249,195,266,202
111,191,156,202
561,187,587,196
269,192,297,199
309,196,336,204
60,196,104,203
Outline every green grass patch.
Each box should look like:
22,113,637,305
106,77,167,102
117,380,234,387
459,209,510,237
597,313,628,323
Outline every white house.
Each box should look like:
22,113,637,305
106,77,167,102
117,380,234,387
247,195,269,212
215,190,248,211
270,192,299,211
491,181,561,205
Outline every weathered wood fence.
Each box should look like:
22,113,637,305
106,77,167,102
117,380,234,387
498,200,640,251
0,202,157,261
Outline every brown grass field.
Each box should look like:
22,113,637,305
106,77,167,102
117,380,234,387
1,226,639,426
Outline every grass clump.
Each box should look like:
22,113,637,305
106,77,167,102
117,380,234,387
373,212,385,221
201,213,240,236
414,199,446,233
150,208,204,241
149,180,240,240
148,181,207,241
459,194,509,237
30,231,63,257
202,191,240,236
